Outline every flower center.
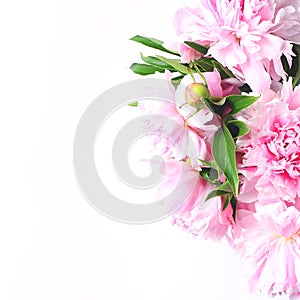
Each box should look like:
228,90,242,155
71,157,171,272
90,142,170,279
285,229,300,242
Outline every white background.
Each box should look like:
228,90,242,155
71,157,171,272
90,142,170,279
0,1,288,299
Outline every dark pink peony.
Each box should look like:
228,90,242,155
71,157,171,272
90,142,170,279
238,80,300,207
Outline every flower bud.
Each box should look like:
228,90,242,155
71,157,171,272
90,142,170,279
185,83,210,107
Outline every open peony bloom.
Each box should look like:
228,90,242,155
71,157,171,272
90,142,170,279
139,70,241,169
156,160,234,241
238,80,300,207
174,0,300,92
130,1,300,298
236,203,300,298
139,98,215,170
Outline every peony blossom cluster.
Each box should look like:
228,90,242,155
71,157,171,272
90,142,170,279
173,0,300,92
130,0,300,298
235,81,300,298
139,71,240,239
140,79,300,300
140,76,300,299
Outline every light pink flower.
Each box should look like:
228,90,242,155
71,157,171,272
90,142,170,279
235,202,300,298
238,80,300,207
139,98,215,170
157,160,234,241
174,0,300,92
173,193,234,241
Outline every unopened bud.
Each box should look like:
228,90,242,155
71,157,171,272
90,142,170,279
185,83,210,107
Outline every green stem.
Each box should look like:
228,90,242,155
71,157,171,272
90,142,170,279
184,108,200,130
193,62,207,86
188,68,196,83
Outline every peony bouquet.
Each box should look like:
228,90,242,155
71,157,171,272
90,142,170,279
129,0,300,299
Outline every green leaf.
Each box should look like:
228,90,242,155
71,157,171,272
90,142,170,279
140,53,176,70
202,97,224,116
130,63,164,75
282,44,300,86
130,35,179,56
156,56,189,74
205,189,229,201
226,94,259,115
199,159,223,178
128,101,139,107
239,84,251,93
226,120,249,138
217,180,232,192
223,194,232,210
211,60,235,79
212,126,239,195
205,181,232,202
184,41,208,55
210,96,227,106
199,167,219,183
171,75,184,89
292,44,300,88
194,58,214,72
281,54,291,76
231,197,237,221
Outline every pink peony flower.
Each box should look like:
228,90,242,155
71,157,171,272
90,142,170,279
237,80,300,207
139,98,215,170
139,70,241,169
174,0,300,92
235,202,300,298
157,160,234,241
173,192,234,241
